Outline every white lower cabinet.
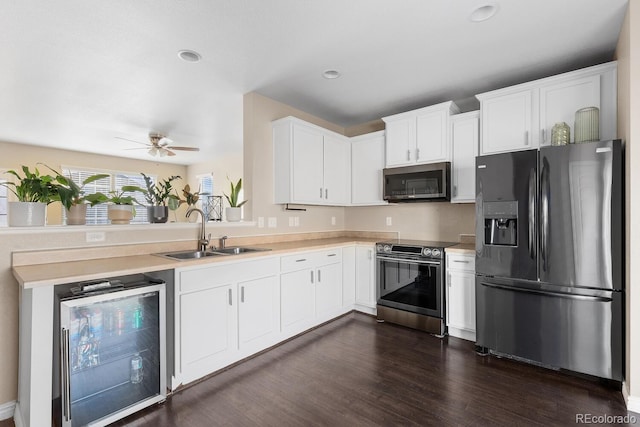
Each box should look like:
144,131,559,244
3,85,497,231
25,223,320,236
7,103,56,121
175,257,279,386
355,245,377,314
445,253,476,342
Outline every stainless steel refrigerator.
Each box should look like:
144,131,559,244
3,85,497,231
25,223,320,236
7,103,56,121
475,140,623,381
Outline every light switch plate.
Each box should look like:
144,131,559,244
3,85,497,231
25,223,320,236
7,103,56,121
386,216,392,226
86,232,105,242
294,217,300,227
268,217,277,228
258,217,265,228
288,217,295,227
331,216,336,226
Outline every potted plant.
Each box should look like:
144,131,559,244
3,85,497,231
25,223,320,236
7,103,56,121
44,165,109,225
224,177,247,222
178,184,200,222
90,187,144,224
0,166,58,226
140,173,181,223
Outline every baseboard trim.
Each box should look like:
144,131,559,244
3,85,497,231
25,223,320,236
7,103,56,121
628,394,640,414
0,400,15,421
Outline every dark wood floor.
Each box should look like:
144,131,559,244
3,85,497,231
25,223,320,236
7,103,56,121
104,312,634,426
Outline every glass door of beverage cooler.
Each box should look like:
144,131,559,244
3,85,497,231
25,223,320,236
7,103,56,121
60,283,166,427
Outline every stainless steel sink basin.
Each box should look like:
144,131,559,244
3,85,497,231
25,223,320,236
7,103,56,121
211,247,271,255
154,250,225,260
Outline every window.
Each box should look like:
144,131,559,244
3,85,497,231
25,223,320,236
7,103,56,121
198,173,214,205
60,167,156,225
0,182,7,227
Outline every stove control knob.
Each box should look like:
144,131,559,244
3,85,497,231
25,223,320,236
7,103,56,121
432,249,441,258
376,244,384,252
422,248,432,257
383,245,392,253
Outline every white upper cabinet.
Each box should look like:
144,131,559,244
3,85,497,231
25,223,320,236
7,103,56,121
539,75,600,145
476,62,617,155
350,131,386,205
450,111,479,203
478,88,534,154
383,101,460,167
273,117,351,206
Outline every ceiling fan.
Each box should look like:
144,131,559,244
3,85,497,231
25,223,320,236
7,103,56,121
116,132,200,157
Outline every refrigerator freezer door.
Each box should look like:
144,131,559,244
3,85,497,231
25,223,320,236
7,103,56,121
475,276,623,381
539,140,623,290
475,150,538,280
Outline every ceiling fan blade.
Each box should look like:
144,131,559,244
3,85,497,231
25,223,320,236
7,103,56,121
167,146,200,151
165,149,177,157
123,147,149,151
114,136,149,147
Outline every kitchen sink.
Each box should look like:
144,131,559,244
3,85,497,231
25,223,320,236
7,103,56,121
211,247,271,255
154,250,226,260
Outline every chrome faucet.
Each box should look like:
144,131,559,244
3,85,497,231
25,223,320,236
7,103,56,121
220,235,228,249
186,208,209,252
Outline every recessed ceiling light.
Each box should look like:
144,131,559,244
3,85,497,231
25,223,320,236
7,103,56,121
178,49,202,63
470,3,499,22
322,70,341,79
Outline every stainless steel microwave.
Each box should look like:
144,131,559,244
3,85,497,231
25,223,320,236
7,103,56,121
383,162,451,202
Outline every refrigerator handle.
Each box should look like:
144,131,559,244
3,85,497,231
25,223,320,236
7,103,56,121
528,168,536,259
479,281,612,302
61,328,71,422
541,159,550,272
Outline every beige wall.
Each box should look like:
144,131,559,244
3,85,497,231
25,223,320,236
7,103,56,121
616,0,640,403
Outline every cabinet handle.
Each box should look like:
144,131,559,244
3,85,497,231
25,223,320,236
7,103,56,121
228,289,232,305
448,273,451,287
327,253,337,257
320,188,323,198
325,188,328,199
407,149,411,161
416,148,420,160
524,131,529,146
311,270,314,284
241,286,245,303
541,128,546,143
62,328,71,422
368,250,372,260
318,269,321,282
453,260,470,264
453,185,457,197
296,258,307,262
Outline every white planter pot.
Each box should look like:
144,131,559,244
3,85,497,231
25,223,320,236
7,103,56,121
225,207,242,222
8,201,47,227
66,204,87,225
108,204,134,224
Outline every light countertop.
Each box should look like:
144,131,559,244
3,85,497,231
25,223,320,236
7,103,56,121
445,243,475,254
13,237,380,289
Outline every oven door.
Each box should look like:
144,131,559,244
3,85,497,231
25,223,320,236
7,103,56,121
376,255,443,318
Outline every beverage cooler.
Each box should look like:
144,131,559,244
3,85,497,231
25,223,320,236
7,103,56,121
54,275,166,427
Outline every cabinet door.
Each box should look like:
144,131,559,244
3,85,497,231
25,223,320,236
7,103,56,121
416,109,449,163
179,285,236,380
480,89,534,154
280,269,315,335
355,246,376,308
451,113,479,203
315,262,343,319
292,124,324,203
351,133,386,205
323,135,350,205
539,75,600,145
238,275,279,351
385,116,415,167
447,271,476,333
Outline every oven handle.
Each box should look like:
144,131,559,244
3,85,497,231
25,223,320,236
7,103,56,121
376,255,441,266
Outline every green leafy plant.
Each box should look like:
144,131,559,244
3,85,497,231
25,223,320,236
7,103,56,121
178,184,200,206
141,173,181,206
0,166,58,203
41,164,109,210
90,186,145,205
224,177,247,208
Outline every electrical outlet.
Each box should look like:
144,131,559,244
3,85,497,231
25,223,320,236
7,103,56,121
258,217,265,228
268,217,277,228
386,216,392,226
86,232,105,242
294,217,300,227
288,217,295,227
331,216,336,226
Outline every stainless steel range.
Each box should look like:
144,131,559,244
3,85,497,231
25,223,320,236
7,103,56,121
376,240,456,336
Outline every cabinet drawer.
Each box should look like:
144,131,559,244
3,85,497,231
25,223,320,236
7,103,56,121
179,258,279,294
281,248,343,273
447,254,475,272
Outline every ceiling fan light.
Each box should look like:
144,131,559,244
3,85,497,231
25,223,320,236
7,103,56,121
148,147,158,156
470,3,499,22
159,149,168,158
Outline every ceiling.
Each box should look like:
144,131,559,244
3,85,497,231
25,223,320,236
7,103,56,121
0,0,629,165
